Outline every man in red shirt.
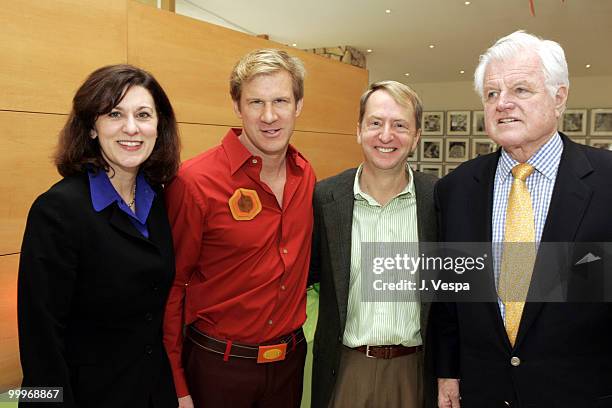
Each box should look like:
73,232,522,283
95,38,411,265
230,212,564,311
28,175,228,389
163,49,315,408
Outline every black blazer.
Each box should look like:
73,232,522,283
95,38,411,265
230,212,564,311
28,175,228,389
18,173,177,408
310,168,438,408
432,134,612,408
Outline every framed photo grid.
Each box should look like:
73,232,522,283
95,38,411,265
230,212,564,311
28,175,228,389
418,164,442,178
445,138,469,162
420,137,443,162
472,111,486,135
410,108,612,178
422,111,444,135
447,111,471,136
560,109,587,136
471,138,497,159
590,109,612,136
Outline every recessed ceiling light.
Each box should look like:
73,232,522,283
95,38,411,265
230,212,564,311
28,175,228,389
385,9,391,13
585,64,591,68
460,70,465,74
404,73,410,76
429,44,435,49
465,1,471,5
367,49,373,53
292,43,297,47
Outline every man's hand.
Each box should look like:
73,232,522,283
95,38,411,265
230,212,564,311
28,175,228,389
438,378,461,408
178,395,194,408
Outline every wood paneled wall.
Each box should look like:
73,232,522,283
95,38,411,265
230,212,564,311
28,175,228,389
0,0,367,391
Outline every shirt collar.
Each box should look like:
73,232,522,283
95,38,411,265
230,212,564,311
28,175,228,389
88,170,155,224
353,162,415,206
498,131,563,182
222,127,308,175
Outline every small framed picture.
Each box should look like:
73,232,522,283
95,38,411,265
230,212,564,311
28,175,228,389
447,111,471,135
590,109,612,136
420,137,443,162
419,164,442,178
445,164,458,175
589,139,612,151
445,138,469,162
571,138,587,145
472,111,486,135
422,111,444,135
471,138,497,159
560,109,587,135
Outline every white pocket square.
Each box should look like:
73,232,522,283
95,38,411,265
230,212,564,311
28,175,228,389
574,252,602,266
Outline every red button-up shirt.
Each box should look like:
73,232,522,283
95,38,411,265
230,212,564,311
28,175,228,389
163,128,315,397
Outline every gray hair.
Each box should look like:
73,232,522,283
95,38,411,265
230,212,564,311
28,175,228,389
474,30,569,100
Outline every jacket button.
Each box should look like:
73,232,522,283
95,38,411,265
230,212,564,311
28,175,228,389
145,345,153,355
145,313,153,321
332,369,336,376
504,401,511,406
510,356,521,366
337,336,342,342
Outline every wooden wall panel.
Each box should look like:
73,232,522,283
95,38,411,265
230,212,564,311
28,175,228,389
0,112,64,255
0,254,21,390
179,123,362,180
0,0,367,393
178,123,230,161
127,1,367,134
0,0,127,114
291,131,362,180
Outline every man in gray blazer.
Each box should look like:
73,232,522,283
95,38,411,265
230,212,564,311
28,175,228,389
310,80,437,408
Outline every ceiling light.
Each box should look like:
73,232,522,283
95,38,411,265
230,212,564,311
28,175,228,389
404,73,410,76
429,44,435,49
385,9,391,13
585,64,591,68
367,49,373,53
460,70,465,74
292,43,297,47
465,1,471,5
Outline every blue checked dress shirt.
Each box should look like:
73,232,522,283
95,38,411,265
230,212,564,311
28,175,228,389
492,132,563,321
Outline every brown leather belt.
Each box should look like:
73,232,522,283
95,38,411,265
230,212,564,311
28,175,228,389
186,325,305,361
353,344,422,359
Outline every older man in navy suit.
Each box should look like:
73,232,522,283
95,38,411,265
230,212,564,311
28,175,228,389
434,31,612,408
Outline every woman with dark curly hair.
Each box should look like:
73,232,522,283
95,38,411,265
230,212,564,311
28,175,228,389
18,64,180,408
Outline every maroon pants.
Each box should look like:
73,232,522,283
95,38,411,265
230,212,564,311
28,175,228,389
183,332,307,408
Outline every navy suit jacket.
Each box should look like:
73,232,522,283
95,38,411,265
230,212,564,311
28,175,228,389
432,134,612,408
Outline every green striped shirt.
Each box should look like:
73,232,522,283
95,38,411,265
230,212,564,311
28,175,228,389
343,164,422,347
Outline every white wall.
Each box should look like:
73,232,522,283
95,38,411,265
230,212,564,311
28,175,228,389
412,75,612,111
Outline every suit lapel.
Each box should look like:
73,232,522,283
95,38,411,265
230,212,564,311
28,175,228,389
143,194,166,253
321,170,356,333
413,173,436,336
108,200,161,251
414,173,437,243
471,153,512,347
471,158,496,243
516,135,594,347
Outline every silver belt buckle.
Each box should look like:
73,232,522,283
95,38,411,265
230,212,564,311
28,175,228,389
365,345,376,358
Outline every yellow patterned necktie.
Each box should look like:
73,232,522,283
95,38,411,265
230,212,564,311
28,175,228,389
498,163,536,346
